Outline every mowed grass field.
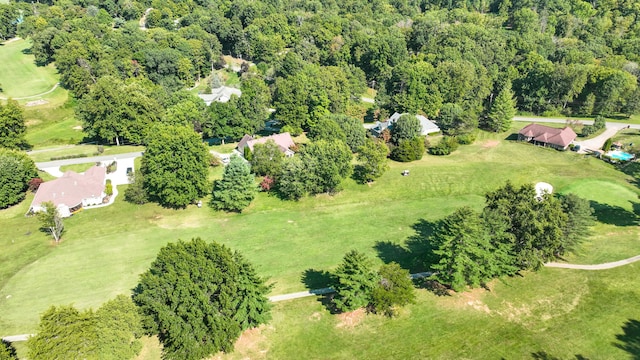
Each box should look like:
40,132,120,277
2,127,640,358
0,39,58,98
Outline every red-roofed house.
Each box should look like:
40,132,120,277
237,133,295,158
518,123,577,150
30,166,107,217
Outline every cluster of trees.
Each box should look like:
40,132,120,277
0,99,28,150
24,238,271,360
0,149,37,209
26,295,143,360
133,238,271,359
13,0,640,147
332,250,416,317
430,182,594,291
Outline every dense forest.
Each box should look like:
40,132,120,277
2,0,640,142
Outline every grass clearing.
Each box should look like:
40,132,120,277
27,144,144,163
59,163,96,173
0,39,58,98
2,126,640,358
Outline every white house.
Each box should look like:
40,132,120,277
371,112,440,137
198,86,242,105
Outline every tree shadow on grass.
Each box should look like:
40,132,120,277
301,268,334,290
589,200,638,226
301,268,339,314
614,319,640,359
530,352,590,360
374,219,440,273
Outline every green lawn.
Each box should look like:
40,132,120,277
2,127,640,358
59,163,96,173
0,39,59,98
27,144,144,163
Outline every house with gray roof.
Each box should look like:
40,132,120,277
198,86,242,105
371,112,440,137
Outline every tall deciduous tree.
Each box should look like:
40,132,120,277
37,201,64,243
485,81,516,132
211,155,256,212
142,125,209,208
302,139,353,194
332,114,367,153
332,250,379,312
0,99,28,150
251,140,284,177
276,156,310,200
391,114,421,145
236,77,272,132
369,262,415,317
94,295,144,360
0,149,37,209
355,138,389,183
307,117,347,143
133,238,271,360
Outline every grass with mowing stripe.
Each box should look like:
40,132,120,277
0,39,58,98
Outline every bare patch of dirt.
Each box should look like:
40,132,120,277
441,286,492,314
483,140,500,148
336,308,366,328
25,99,48,107
308,311,322,321
72,125,83,130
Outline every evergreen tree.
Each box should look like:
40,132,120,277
369,262,415,317
355,138,389,183
485,81,516,132
232,251,272,330
27,306,99,360
0,99,28,150
332,250,379,312
133,238,271,360
431,207,498,292
0,340,17,360
559,193,595,254
211,155,256,212
142,124,210,208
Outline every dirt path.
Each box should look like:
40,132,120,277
0,83,60,100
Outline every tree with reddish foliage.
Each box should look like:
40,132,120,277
260,176,274,191
28,178,44,192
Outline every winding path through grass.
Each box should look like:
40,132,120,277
545,255,640,270
0,82,60,100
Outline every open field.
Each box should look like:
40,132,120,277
2,125,640,358
0,39,58,98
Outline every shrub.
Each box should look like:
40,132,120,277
28,178,44,192
97,145,104,154
390,137,424,162
124,173,148,204
106,161,117,174
429,136,459,156
602,137,613,152
105,180,113,196
581,125,595,137
260,176,274,191
456,133,476,145
50,154,89,161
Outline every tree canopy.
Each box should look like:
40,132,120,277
0,149,37,209
133,238,271,360
211,155,256,212
0,99,28,150
141,124,209,208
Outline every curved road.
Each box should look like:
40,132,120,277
545,255,640,270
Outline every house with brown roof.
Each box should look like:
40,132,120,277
518,123,577,150
30,166,107,217
237,133,295,158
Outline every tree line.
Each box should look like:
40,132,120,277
2,0,640,147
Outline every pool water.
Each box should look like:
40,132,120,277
606,150,635,161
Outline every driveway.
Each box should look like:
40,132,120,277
573,123,627,153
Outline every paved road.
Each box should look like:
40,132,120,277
2,334,32,342
35,152,143,169
513,116,640,129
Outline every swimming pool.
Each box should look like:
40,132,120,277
606,150,635,161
